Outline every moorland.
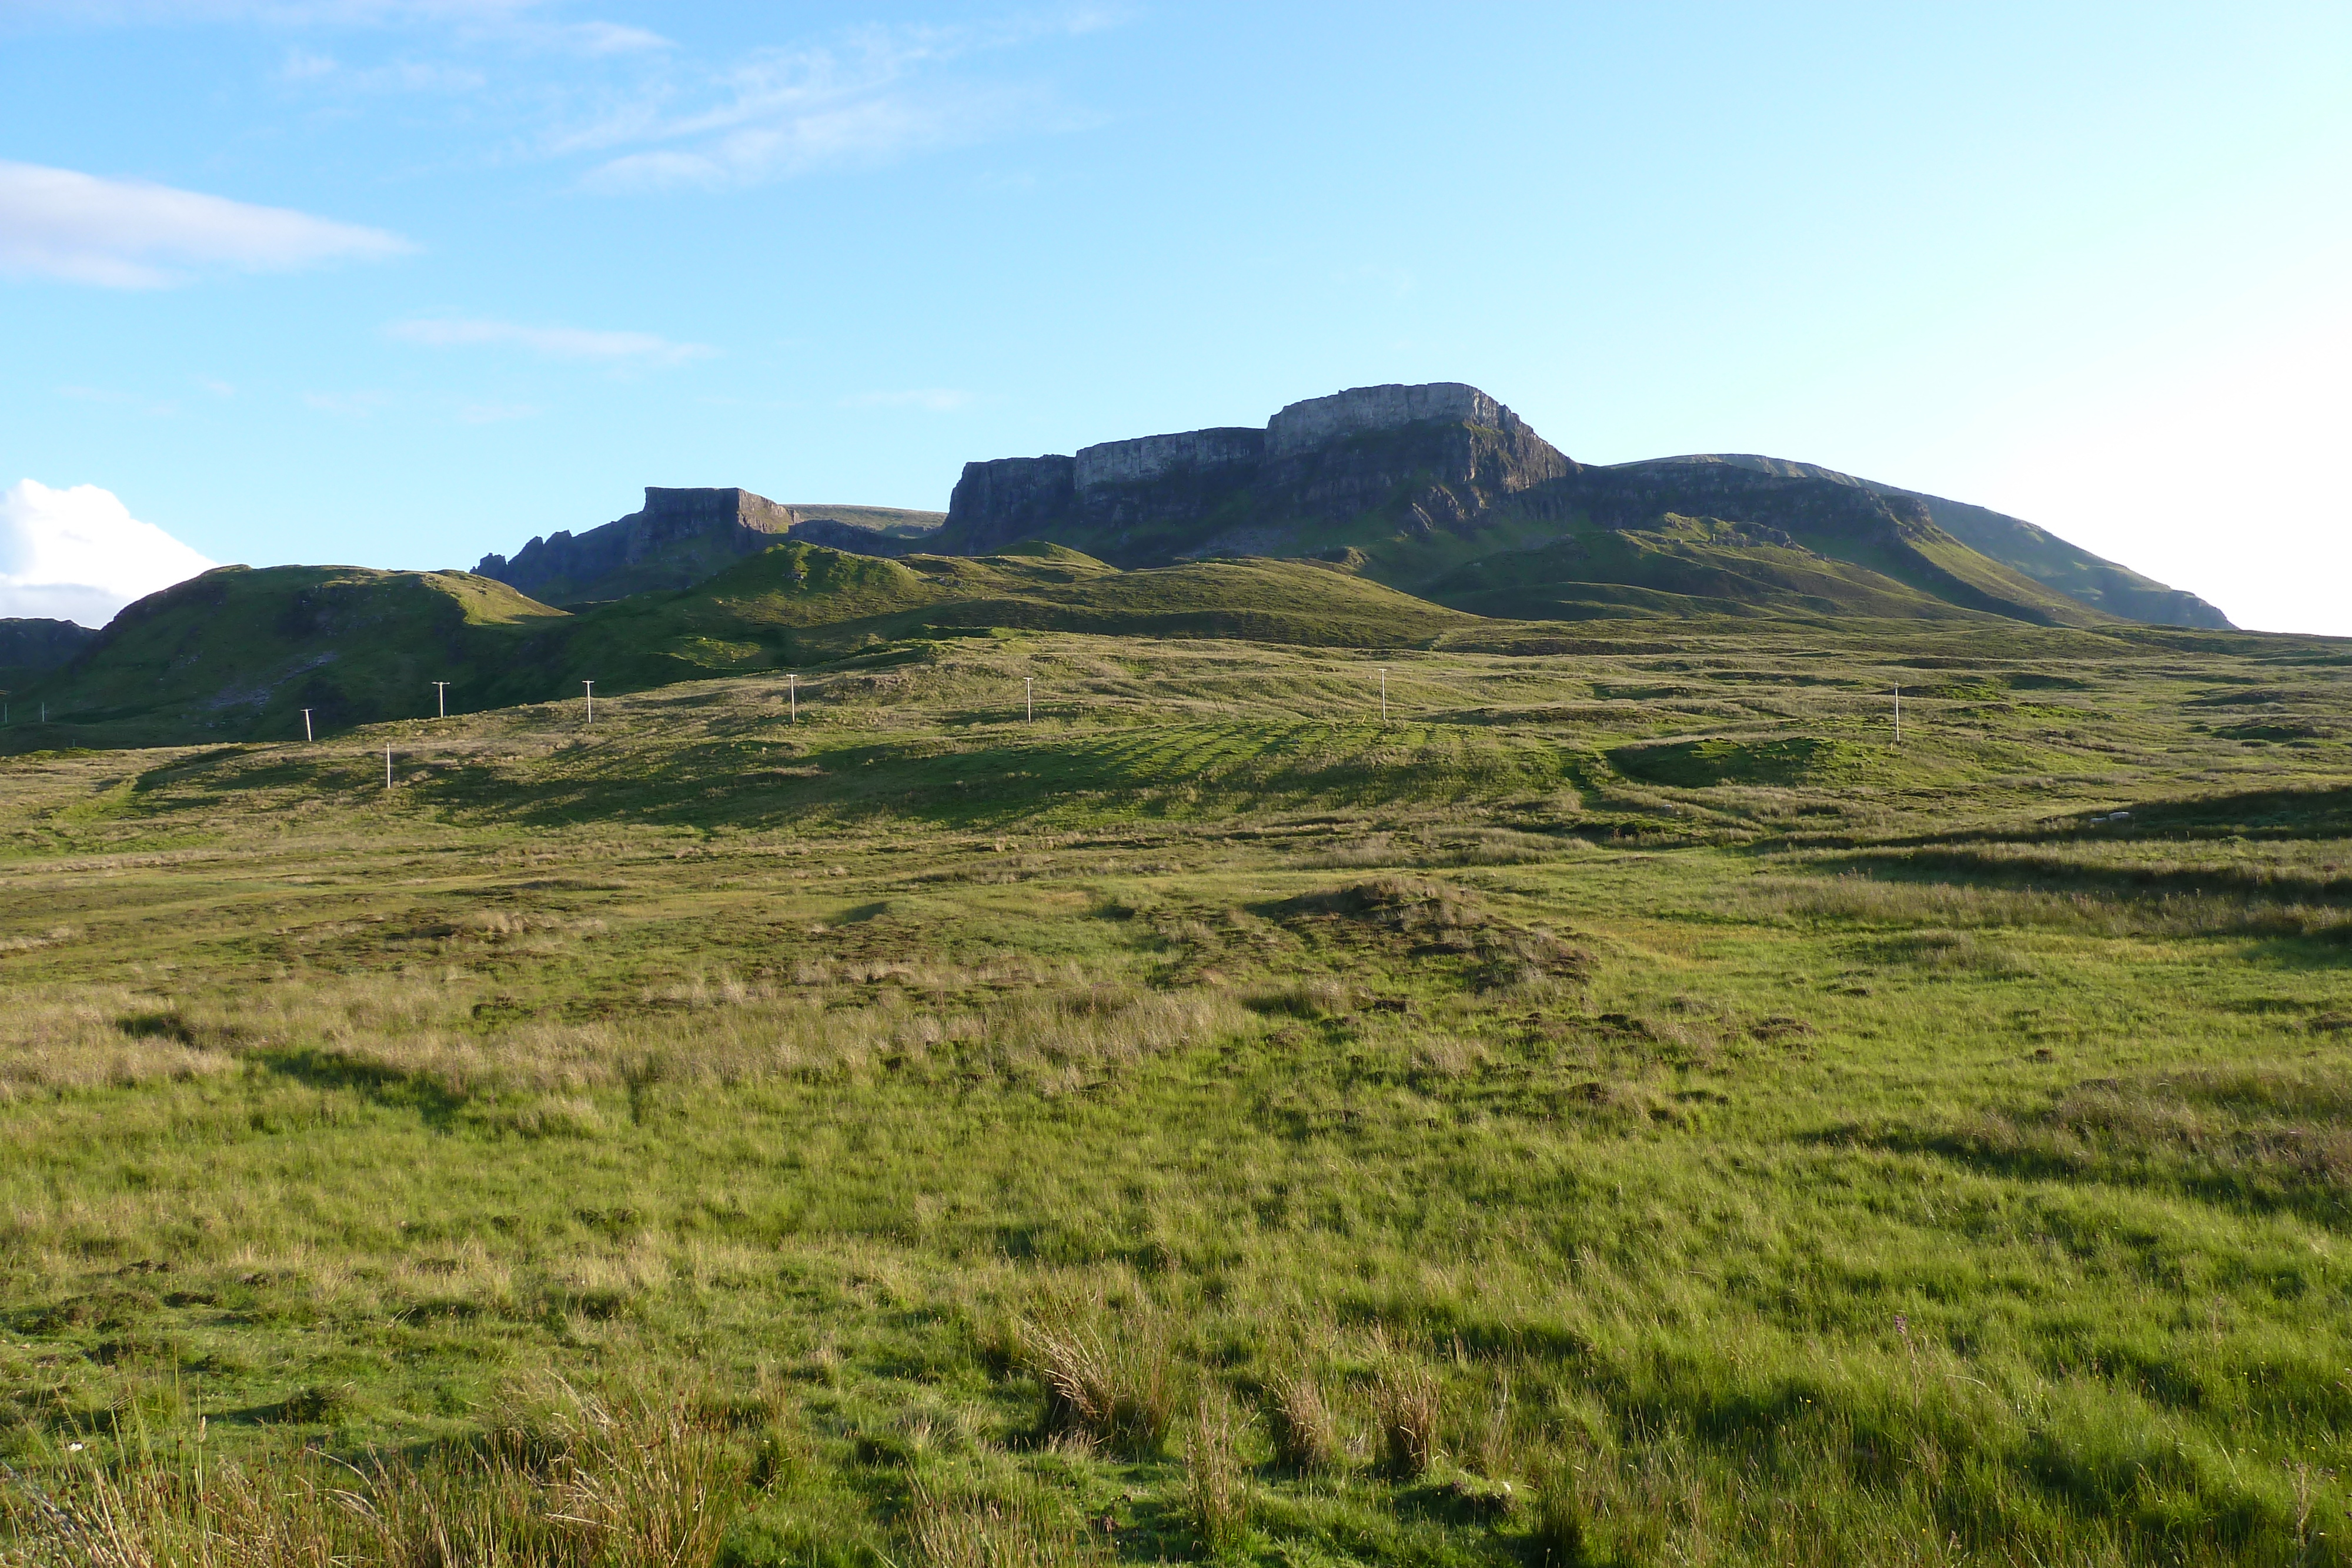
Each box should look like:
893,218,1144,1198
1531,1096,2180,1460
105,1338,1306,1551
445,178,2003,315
5,610,2351,1566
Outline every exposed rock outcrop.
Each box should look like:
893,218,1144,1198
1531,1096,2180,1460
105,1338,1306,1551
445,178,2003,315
938,382,1571,557
476,488,942,604
929,379,2225,630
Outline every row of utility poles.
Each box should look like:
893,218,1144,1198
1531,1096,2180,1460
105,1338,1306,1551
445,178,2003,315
330,665,1922,793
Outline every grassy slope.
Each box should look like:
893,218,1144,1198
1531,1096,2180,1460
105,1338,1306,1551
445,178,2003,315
4,547,1484,752
5,617,2352,1565
16,566,569,744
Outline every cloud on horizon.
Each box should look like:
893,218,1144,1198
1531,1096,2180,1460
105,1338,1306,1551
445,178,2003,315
0,480,219,627
386,315,717,363
0,161,412,287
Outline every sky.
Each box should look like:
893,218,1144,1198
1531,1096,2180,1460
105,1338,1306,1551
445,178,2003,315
1,2,2347,633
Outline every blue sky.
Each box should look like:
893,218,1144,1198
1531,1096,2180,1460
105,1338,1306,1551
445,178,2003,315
2,1,2347,630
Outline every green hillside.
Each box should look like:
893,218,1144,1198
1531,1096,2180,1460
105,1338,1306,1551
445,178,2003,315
13,565,570,745
1648,453,2235,627
1414,515,1994,623
7,544,1483,750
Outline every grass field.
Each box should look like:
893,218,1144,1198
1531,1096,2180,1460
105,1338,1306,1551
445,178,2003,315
4,618,2350,1566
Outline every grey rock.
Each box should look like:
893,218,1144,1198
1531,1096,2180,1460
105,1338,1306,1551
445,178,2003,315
476,487,941,603
1266,382,1518,459
1075,427,1264,490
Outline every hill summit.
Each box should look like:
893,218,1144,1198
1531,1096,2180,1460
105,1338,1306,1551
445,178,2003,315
933,381,2231,629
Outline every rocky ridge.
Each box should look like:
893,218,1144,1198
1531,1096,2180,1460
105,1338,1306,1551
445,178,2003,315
933,380,2227,629
476,488,943,604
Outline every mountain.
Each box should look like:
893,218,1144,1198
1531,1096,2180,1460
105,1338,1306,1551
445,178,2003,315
0,618,101,691
474,487,943,604
18,564,569,745
934,382,2224,629
1632,454,2232,628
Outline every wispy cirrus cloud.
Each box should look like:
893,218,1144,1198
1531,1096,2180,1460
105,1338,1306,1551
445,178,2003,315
386,315,716,364
560,12,1119,193
0,160,410,287
14,1,669,53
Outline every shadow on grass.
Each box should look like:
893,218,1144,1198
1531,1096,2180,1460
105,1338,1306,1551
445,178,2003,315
254,1046,467,1129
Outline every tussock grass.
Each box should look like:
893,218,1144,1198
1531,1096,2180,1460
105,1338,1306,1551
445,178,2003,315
7,624,2352,1565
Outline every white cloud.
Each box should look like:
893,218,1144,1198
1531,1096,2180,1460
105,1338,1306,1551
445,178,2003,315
386,315,716,363
0,480,218,628
841,388,971,413
564,15,1110,193
0,161,412,287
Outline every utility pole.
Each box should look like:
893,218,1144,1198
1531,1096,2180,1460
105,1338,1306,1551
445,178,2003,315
1379,666,1388,724
302,709,313,743
788,672,798,723
583,681,594,725
385,744,393,790
433,681,450,720
1893,682,1902,745
1024,677,1034,724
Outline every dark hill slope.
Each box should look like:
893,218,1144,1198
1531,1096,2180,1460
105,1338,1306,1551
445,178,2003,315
18,566,569,745
0,618,101,692
933,381,2214,630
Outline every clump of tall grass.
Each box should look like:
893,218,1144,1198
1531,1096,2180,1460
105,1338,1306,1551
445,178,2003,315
1013,1308,1177,1456
1371,1363,1441,1481
906,1483,1103,1568
0,1379,746,1568
1263,1369,1342,1473
1184,1389,1251,1554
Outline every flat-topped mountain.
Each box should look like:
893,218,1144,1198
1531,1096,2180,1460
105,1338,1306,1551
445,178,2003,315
934,382,2231,629
475,486,943,604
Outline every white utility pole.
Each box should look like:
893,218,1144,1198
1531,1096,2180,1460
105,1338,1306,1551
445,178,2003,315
582,681,594,724
385,744,393,790
788,673,798,723
433,681,450,720
1024,677,1034,724
1379,666,1388,724
302,709,313,743
1893,683,1902,745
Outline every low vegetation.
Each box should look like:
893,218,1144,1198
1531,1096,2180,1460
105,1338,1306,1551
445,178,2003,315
2,618,2348,1564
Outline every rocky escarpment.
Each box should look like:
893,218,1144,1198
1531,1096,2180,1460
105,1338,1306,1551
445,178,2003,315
476,489,942,604
930,379,2224,630
936,382,1572,559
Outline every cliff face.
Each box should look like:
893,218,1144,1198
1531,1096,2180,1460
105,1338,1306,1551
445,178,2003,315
938,383,1573,558
928,379,2224,629
476,489,942,604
